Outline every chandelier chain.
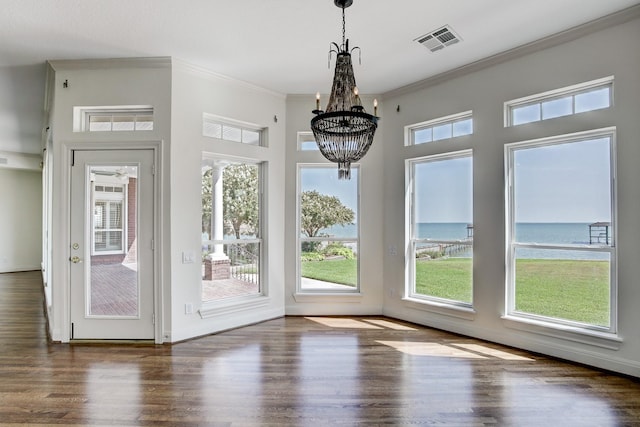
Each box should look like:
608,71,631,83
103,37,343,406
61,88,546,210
342,6,346,49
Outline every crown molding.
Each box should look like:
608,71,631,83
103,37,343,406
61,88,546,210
173,58,286,100
383,4,640,99
47,57,172,71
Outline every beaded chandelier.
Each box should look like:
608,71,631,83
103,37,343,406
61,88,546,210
311,0,379,180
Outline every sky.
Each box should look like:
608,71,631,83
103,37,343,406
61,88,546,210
300,166,359,217
301,134,612,225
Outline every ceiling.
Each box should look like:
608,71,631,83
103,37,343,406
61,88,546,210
1,0,639,95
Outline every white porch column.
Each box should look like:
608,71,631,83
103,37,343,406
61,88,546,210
209,164,228,260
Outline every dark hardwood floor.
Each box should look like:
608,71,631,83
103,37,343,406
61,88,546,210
1,271,639,426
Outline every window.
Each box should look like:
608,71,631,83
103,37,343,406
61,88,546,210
505,76,613,126
298,165,359,292
406,111,473,146
297,131,318,151
201,157,262,302
73,106,154,132
407,150,473,305
203,114,265,146
91,181,127,255
505,129,616,332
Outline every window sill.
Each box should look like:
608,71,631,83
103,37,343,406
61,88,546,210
402,297,476,321
502,315,622,350
292,292,364,304
199,295,270,319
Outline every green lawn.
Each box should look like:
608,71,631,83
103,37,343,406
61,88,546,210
414,257,609,326
302,257,610,326
301,258,357,286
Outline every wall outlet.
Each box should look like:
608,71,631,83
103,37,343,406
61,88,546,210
389,246,397,256
185,303,194,314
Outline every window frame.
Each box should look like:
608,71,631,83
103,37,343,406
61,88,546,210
405,111,473,146
296,163,361,294
405,149,474,309
504,127,618,334
504,76,614,127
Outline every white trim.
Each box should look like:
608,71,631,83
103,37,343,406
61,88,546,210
402,297,476,321
502,315,622,350
292,292,364,303
199,295,271,319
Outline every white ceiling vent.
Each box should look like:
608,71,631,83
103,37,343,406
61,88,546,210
415,25,462,52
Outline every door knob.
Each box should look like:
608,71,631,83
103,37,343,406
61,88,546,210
70,256,82,264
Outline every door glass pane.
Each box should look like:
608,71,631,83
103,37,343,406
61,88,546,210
88,165,139,317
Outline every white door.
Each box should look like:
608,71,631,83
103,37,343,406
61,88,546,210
70,149,155,340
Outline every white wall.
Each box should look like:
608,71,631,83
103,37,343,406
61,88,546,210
0,64,45,155
46,58,172,342
284,95,385,315
168,61,287,342
381,17,640,377
0,168,42,272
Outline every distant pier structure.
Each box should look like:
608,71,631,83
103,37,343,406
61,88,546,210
589,222,611,245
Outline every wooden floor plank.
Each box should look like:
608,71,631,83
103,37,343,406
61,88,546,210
1,271,639,426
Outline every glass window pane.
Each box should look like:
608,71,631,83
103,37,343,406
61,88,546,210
513,137,612,244
89,115,112,132
541,96,573,120
575,87,611,113
514,247,610,327
413,127,433,145
452,118,472,137
300,240,357,290
414,157,473,240
222,125,242,142
112,116,135,131
415,244,472,303
298,132,319,151
412,154,473,304
433,124,452,141
135,115,154,130
299,167,358,237
203,122,222,139
512,104,540,125
242,129,260,145
201,241,260,301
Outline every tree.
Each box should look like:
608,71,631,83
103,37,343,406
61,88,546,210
301,190,354,238
201,164,259,239
223,164,259,238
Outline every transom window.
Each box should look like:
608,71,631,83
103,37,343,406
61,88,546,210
406,111,473,146
203,114,264,146
73,106,154,132
505,128,617,332
297,131,318,151
407,150,473,306
505,76,613,126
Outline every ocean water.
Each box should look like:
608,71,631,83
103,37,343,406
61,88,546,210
322,222,611,260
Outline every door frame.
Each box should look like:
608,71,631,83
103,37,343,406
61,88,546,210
58,140,164,343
